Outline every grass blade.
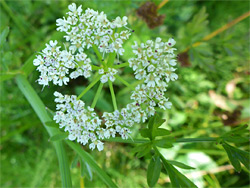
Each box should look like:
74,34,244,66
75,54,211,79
16,74,72,188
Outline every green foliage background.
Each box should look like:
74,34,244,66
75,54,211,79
1,0,249,187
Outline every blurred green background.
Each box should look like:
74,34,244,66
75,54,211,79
1,0,249,187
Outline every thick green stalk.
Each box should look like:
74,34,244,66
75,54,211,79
77,75,101,100
91,82,104,108
16,74,72,188
114,75,134,90
108,80,118,111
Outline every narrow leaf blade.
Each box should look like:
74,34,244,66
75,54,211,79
50,133,68,142
147,156,161,187
167,160,195,170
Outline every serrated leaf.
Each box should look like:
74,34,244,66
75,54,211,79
162,158,198,188
147,156,161,187
45,121,59,128
167,160,195,170
186,6,209,40
140,128,151,138
154,137,174,149
136,143,152,158
222,142,250,172
50,133,68,142
71,154,79,169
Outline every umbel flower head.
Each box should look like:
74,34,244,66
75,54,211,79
33,3,178,151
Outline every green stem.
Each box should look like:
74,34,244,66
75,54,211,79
77,75,101,100
115,75,134,90
16,75,72,187
103,137,218,144
175,137,217,143
103,137,150,144
92,44,106,67
108,80,118,111
113,62,129,69
107,52,116,67
91,82,104,108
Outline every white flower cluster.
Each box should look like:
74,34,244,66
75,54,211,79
53,92,131,151
128,37,178,111
53,37,177,151
33,40,92,87
99,68,118,83
33,3,178,151
56,3,131,56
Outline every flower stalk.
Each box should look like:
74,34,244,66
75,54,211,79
108,80,118,110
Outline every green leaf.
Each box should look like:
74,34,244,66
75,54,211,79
167,160,195,170
154,137,174,149
222,142,250,172
136,143,152,158
223,125,248,136
84,161,93,181
223,136,249,144
153,128,171,138
50,133,68,142
148,115,156,130
66,141,118,187
0,27,9,47
16,75,72,187
45,107,55,119
80,159,85,177
80,158,93,181
186,6,209,41
162,158,198,188
154,116,166,129
147,156,161,187
0,73,15,82
71,154,79,169
140,128,151,138
45,121,59,128
146,114,167,140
